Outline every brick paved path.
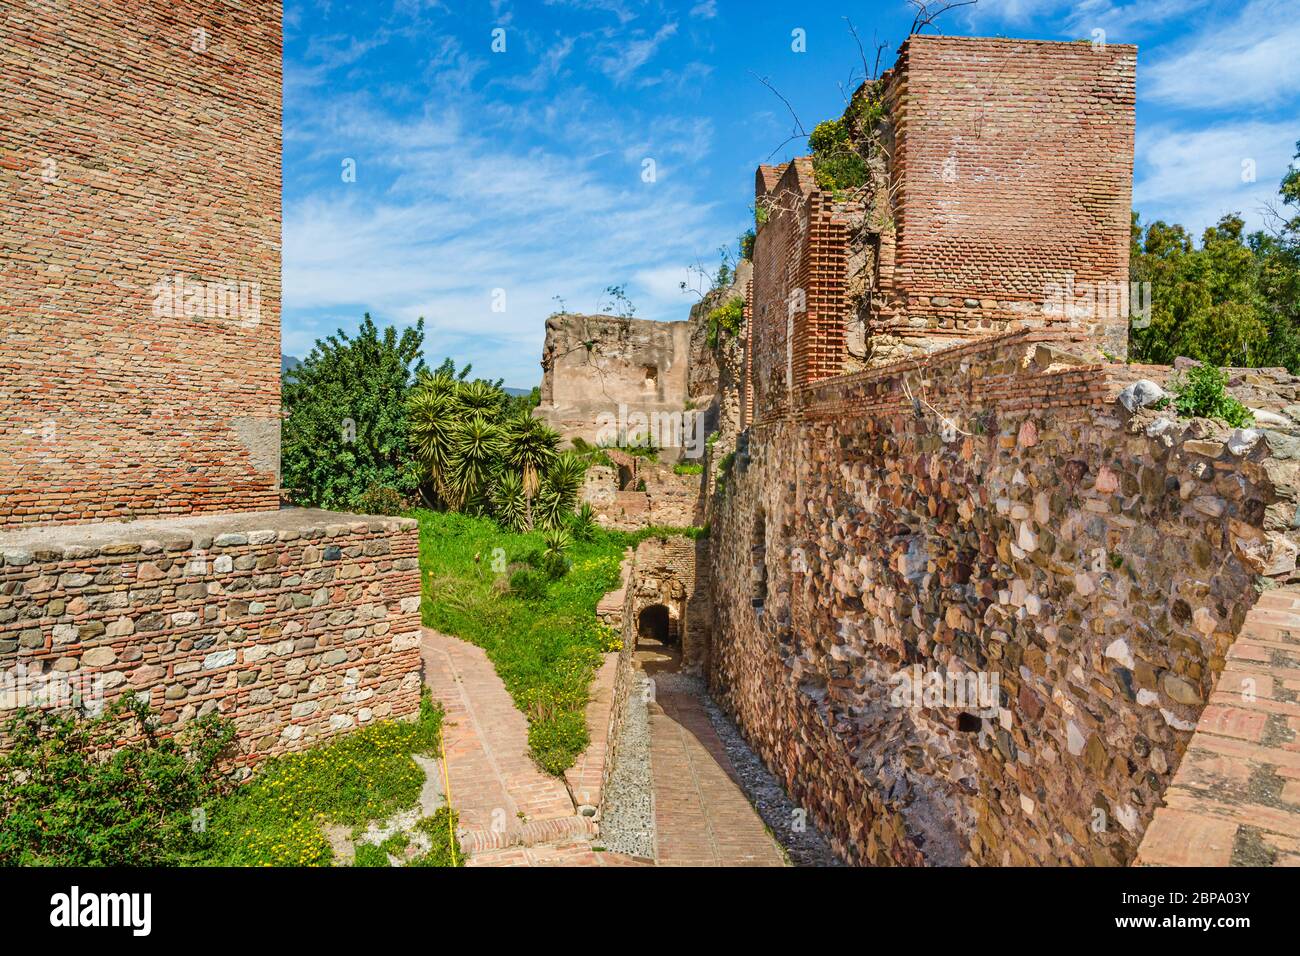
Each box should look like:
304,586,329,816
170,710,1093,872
421,629,647,866
421,630,596,856
641,639,787,867
1137,586,1300,866
422,627,784,867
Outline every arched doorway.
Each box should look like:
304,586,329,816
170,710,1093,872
638,604,672,644
636,602,679,674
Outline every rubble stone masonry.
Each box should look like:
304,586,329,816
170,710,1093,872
0,0,283,526
0,510,423,764
710,331,1300,864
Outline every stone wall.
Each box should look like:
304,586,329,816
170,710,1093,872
618,536,711,673
709,331,1300,864
0,510,423,766
0,0,283,526
536,312,691,449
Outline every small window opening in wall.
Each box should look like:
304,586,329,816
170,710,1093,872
956,712,982,733
751,511,767,610
642,365,658,389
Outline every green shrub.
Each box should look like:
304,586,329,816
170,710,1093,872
282,314,425,510
706,296,744,349
353,483,409,516
739,228,756,262
1166,363,1254,427
510,567,550,600
673,461,703,475
813,151,869,193
0,698,235,866
808,118,848,154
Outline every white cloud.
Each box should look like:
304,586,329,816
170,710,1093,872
1135,120,1297,236
281,99,722,386
1144,0,1300,109
592,22,679,84
689,0,717,18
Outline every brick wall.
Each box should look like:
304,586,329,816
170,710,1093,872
876,35,1136,357
0,0,283,526
0,511,422,764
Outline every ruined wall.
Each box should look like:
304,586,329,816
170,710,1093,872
0,511,423,765
0,0,283,526
870,35,1136,361
620,536,711,673
710,332,1299,864
749,160,859,425
537,313,691,449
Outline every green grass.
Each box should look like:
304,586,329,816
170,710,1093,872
197,691,448,866
414,509,632,775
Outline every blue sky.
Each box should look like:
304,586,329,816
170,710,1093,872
282,0,1300,388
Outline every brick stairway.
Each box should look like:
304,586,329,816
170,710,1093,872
1137,586,1300,866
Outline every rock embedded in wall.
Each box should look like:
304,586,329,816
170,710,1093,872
709,330,1300,866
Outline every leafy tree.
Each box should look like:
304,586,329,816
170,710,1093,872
281,315,425,510
1131,143,1300,373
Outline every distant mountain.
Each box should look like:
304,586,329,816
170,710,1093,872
503,386,535,397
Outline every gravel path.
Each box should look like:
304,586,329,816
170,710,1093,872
654,671,843,867
598,672,655,858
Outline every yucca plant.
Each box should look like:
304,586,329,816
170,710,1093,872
491,471,527,532
544,526,572,555
502,414,560,529
569,502,597,541
407,385,460,505
446,414,501,510
457,379,505,418
536,452,586,530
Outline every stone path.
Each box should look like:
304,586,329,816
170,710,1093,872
1137,585,1300,866
640,639,788,867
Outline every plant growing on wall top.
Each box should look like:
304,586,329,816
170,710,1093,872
1160,362,1255,428
706,295,745,350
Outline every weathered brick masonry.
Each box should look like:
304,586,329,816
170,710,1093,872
0,0,423,756
876,36,1135,359
0,0,283,526
0,511,423,763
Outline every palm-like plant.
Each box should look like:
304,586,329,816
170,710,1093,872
536,452,586,530
490,470,527,532
543,527,572,561
408,384,459,505
569,502,597,541
501,414,560,529
458,379,505,418
446,414,501,511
